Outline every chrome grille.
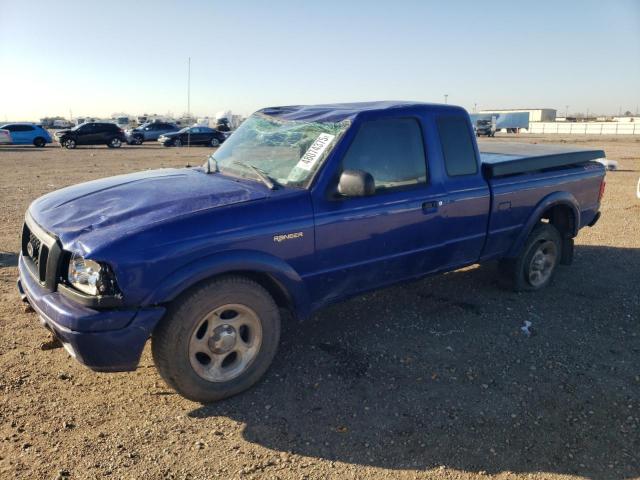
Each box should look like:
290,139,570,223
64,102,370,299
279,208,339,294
21,218,61,290
27,231,42,268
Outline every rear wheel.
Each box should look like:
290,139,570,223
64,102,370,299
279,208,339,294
152,276,281,402
500,223,562,291
107,137,122,148
63,138,76,149
33,137,46,148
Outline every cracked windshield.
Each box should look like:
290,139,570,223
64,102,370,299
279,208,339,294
209,113,350,187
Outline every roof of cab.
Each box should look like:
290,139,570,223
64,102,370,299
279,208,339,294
258,101,464,123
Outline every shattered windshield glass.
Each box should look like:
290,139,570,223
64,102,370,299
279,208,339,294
208,113,350,188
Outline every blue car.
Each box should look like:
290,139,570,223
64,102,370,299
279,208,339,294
0,123,52,147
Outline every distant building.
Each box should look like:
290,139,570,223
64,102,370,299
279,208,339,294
613,116,640,123
479,108,557,122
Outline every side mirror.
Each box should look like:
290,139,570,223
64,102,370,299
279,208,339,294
337,169,375,197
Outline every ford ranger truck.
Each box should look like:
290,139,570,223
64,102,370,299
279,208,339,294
17,101,606,402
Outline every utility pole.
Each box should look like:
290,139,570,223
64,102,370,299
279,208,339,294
586,108,589,121
565,105,569,118
187,57,191,147
444,94,448,104
473,103,477,113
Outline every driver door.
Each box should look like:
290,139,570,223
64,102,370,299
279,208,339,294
76,123,97,145
309,117,447,305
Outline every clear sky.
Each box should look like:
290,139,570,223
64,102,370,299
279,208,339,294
1,0,639,121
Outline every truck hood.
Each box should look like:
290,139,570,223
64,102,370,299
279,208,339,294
29,168,268,250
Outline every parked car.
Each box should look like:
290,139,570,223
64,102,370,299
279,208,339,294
0,129,12,144
54,122,126,149
475,118,496,137
17,101,606,403
126,122,179,145
158,126,226,147
0,123,52,147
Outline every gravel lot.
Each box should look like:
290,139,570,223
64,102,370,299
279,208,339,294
0,135,638,480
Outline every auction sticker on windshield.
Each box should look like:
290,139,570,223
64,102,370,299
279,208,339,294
296,133,336,171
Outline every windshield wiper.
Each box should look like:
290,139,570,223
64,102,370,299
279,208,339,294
206,155,219,174
231,161,279,190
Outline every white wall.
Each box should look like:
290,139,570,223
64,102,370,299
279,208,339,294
527,122,640,135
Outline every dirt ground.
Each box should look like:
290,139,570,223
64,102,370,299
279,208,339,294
0,135,638,480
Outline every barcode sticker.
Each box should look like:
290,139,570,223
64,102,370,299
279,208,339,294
296,133,336,171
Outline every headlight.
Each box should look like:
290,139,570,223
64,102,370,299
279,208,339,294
67,253,119,296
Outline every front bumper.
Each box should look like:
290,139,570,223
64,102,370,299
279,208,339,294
18,255,165,372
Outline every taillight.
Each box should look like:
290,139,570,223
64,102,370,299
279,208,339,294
598,179,606,202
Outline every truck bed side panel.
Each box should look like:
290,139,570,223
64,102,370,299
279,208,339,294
482,163,604,260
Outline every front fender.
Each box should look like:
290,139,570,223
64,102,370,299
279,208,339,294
144,250,311,319
506,191,580,258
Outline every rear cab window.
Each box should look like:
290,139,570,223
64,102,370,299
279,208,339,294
342,118,427,192
436,116,478,176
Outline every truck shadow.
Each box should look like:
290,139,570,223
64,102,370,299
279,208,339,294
0,251,18,268
189,245,640,479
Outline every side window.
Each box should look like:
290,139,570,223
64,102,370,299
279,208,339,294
436,116,478,176
341,118,426,191
13,125,35,132
3,125,17,132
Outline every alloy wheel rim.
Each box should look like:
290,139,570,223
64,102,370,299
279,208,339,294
528,240,557,287
188,304,263,382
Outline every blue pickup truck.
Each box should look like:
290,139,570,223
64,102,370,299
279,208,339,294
17,101,606,402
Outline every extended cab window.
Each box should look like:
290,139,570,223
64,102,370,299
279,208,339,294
342,118,426,191
437,116,478,176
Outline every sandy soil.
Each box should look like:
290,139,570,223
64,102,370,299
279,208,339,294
0,136,638,480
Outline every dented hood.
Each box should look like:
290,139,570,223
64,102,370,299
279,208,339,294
29,167,267,249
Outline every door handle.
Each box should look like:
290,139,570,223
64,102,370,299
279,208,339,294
422,200,444,212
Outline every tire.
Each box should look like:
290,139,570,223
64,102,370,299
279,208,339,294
129,135,143,145
63,138,76,149
107,137,122,148
500,223,562,291
152,275,281,403
210,137,220,147
33,137,46,148
174,138,182,147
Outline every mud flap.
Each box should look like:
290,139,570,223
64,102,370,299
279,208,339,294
560,237,574,265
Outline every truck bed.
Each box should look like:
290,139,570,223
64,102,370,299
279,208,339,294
479,141,605,177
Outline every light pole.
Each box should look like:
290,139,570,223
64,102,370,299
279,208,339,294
187,57,191,147
444,94,448,104
565,105,569,118
473,103,477,113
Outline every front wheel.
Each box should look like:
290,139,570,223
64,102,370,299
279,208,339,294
210,137,220,147
107,137,122,148
174,138,182,147
33,137,46,148
152,276,281,403
500,223,562,291
63,138,76,149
